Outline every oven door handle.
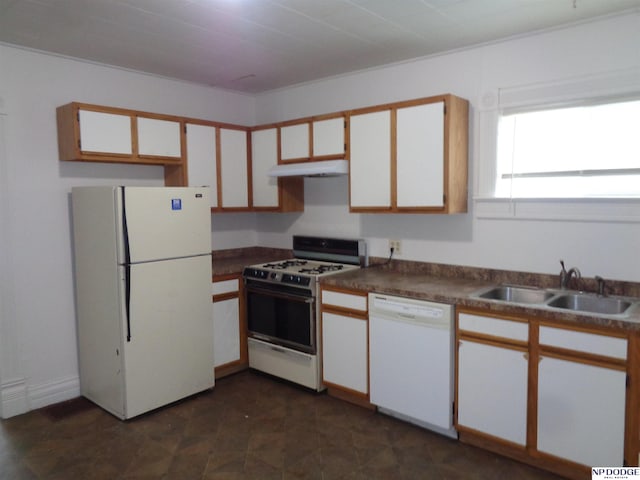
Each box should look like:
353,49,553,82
246,285,314,304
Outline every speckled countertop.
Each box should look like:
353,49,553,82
320,259,640,332
209,249,640,331
211,247,291,277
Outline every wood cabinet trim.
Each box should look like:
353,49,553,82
457,331,528,351
212,291,239,303
625,331,640,466
321,305,368,321
212,273,241,283
538,347,627,370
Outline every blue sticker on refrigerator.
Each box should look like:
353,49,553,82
171,198,182,211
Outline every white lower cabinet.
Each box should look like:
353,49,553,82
537,356,626,467
213,297,240,367
457,309,633,476
457,339,528,445
322,312,368,394
536,324,628,468
212,278,242,371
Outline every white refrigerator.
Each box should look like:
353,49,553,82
71,186,214,419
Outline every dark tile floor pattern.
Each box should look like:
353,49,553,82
0,371,566,479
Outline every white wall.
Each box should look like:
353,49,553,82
254,12,640,282
0,45,256,417
1,11,639,418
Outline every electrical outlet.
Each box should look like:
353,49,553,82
389,239,402,255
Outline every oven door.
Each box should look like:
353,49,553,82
245,281,316,354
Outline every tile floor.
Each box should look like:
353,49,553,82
0,371,566,479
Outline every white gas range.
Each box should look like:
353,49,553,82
242,236,367,391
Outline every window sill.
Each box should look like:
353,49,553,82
474,197,640,223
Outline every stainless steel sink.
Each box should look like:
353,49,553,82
476,285,554,304
547,293,634,315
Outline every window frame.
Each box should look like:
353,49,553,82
474,68,640,222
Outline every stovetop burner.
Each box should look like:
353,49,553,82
299,264,344,274
262,260,309,270
243,236,367,291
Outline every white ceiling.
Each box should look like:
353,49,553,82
1,0,639,93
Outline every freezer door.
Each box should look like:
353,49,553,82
121,255,214,419
121,187,211,263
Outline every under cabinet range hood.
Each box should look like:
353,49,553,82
267,159,348,178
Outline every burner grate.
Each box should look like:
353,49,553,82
299,264,344,274
263,260,308,269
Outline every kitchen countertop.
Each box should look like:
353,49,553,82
211,247,291,278
208,249,640,331
320,261,640,332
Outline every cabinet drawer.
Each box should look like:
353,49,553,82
539,326,627,360
458,313,528,342
212,279,239,296
322,290,367,313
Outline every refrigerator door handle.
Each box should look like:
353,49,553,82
121,187,132,342
125,265,132,342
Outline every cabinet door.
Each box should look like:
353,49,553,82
137,117,181,158
312,117,344,157
537,356,626,466
457,340,528,445
186,123,218,208
251,128,279,208
396,102,444,207
219,128,249,208
78,109,132,155
280,123,309,161
213,297,241,367
349,110,391,209
322,312,368,394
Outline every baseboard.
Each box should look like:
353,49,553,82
1,375,80,418
28,375,80,411
1,378,28,418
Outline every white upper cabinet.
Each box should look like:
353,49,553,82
280,123,310,161
312,117,345,157
137,116,181,158
348,95,468,214
396,102,444,208
186,123,218,208
349,110,392,209
219,128,249,209
251,128,279,208
78,109,132,155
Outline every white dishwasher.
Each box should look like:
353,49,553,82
369,293,457,439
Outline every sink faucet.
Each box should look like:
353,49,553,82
595,275,606,296
559,260,581,290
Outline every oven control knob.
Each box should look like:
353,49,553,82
270,272,277,280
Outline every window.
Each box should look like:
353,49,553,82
496,99,640,198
